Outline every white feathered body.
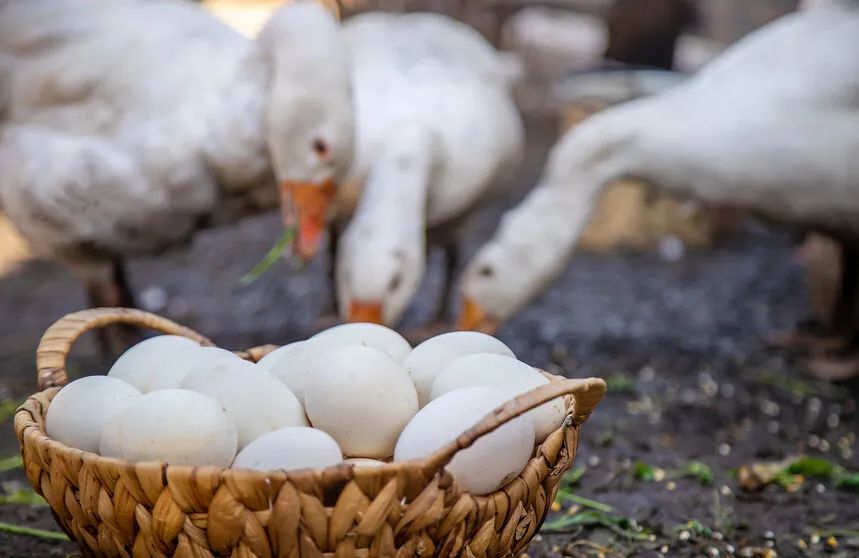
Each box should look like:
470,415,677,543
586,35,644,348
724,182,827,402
0,0,271,273
654,10,856,233
342,12,523,226
461,4,859,324
549,5,859,239
334,12,524,324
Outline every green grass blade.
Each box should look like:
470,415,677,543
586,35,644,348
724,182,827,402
0,485,47,506
0,521,69,541
0,455,22,473
562,466,587,487
676,460,714,485
633,460,657,482
786,457,836,478
0,400,20,422
555,489,615,513
835,471,859,491
239,227,296,286
542,509,650,541
541,510,606,531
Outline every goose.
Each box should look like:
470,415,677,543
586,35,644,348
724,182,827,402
0,0,353,348
457,2,859,378
333,12,524,326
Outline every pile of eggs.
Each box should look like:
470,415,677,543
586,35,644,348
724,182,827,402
46,324,566,495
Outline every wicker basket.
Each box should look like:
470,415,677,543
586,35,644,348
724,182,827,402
15,308,606,558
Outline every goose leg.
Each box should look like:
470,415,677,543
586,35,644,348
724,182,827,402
434,241,459,324
85,260,141,356
404,242,460,344
768,319,847,352
768,235,848,352
328,223,341,316
828,243,858,338
311,224,343,331
807,243,859,381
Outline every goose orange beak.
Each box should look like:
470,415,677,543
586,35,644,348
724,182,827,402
458,296,500,334
348,300,384,324
280,179,337,261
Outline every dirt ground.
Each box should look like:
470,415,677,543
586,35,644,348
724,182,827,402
0,116,857,557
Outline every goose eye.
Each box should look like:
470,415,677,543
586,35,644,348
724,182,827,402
388,272,403,292
478,265,495,278
313,139,329,157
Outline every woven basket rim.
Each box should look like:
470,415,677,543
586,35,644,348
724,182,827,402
18,307,606,502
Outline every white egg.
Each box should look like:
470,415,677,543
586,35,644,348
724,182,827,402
394,386,535,495
344,458,386,468
178,348,247,383
255,341,303,372
186,346,243,367
99,418,123,458
107,335,201,392
309,323,411,362
46,376,142,453
179,351,254,384
182,359,308,448
430,354,565,442
143,346,243,391
304,345,418,458
102,389,237,466
194,346,243,362
264,342,315,405
232,427,342,472
403,332,515,407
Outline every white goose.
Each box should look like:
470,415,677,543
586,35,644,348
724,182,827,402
333,12,524,326
0,0,352,332
458,2,859,377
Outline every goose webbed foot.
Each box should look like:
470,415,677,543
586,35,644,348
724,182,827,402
807,350,859,381
801,239,859,380
766,319,848,353
802,326,859,382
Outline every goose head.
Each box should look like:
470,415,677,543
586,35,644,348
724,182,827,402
336,210,426,325
258,1,354,260
335,127,436,325
458,206,585,334
457,238,535,334
457,139,611,333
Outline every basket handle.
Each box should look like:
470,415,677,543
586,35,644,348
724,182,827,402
421,377,606,475
36,308,213,391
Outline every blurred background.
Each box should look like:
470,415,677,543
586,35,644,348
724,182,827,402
1,1,857,556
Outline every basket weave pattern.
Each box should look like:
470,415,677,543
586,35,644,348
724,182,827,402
15,309,606,557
